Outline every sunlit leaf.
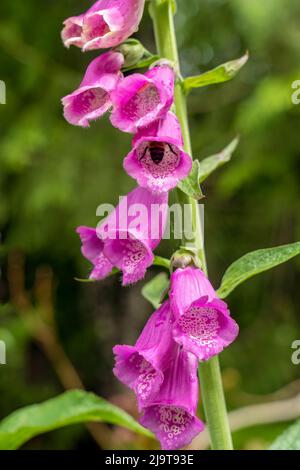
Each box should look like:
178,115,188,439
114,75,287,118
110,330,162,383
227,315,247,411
198,137,239,183
142,272,169,308
183,52,249,94
0,390,152,450
217,242,300,298
177,160,204,200
269,420,300,450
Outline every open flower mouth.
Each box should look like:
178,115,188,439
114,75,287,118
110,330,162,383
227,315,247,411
63,87,109,126
82,14,111,43
137,141,181,178
173,299,239,360
177,305,221,346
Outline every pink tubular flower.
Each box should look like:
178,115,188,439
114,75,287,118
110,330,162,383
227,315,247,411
61,0,145,51
140,345,204,450
170,267,239,361
62,51,124,127
113,301,174,409
110,66,175,133
98,186,168,285
77,187,168,285
123,112,192,193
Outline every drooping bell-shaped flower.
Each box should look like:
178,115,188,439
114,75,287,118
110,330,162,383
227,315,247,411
98,186,168,285
113,301,174,409
170,267,239,361
62,51,124,127
76,226,114,280
110,66,175,133
77,187,168,285
61,0,145,51
140,345,204,450
123,112,192,193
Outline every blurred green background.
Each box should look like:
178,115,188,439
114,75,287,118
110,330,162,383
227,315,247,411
0,0,300,450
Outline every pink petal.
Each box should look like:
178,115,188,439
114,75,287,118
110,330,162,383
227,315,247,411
113,301,174,409
110,66,175,133
62,51,123,127
76,226,114,280
173,297,239,361
124,112,192,193
140,346,204,450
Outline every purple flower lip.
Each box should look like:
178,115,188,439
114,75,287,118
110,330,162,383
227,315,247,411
124,112,192,193
110,66,175,133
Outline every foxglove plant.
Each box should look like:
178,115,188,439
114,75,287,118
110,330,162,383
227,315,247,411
60,0,300,453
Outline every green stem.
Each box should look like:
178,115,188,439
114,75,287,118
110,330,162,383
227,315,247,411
150,0,233,450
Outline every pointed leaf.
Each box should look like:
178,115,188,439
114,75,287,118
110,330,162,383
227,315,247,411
217,242,300,299
177,159,204,200
142,272,169,308
183,52,249,94
269,420,300,450
0,390,153,450
199,137,239,183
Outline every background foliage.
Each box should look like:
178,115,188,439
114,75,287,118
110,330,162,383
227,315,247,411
0,0,300,449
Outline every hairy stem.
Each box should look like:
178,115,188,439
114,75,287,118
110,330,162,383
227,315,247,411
149,0,233,450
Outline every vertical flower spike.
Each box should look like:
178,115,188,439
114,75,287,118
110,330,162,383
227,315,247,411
61,0,145,51
62,51,124,127
113,301,174,409
140,345,204,450
123,112,192,193
170,267,239,361
98,186,168,285
110,66,175,133
76,226,114,280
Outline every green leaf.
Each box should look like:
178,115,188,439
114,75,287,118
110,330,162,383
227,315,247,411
177,159,204,200
142,272,169,308
269,420,300,450
183,52,249,94
122,55,160,73
198,137,239,183
217,241,300,299
0,390,153,450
